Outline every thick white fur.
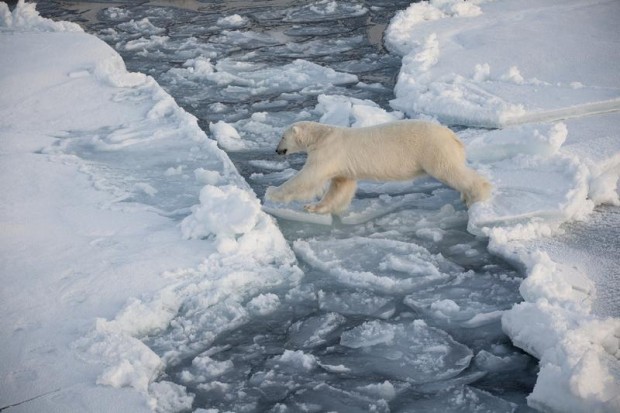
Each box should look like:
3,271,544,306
266,120,491,214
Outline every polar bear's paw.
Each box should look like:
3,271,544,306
304,203,330,214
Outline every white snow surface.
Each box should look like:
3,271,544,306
385,0,620,128
0,2,301,411
384,1,620,412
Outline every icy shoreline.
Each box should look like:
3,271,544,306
1,2,302,411
384,0,620,411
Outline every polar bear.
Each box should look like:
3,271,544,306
265,120,491,214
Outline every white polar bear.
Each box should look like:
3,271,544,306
265,120,491,214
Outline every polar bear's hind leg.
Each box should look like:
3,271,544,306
424,162,491,207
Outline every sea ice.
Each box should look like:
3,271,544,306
294,237,461,293
216,14,249,29
323,319,472,383
1,3,303,411
318,290,395,319
403,271,519,329
398,385,516,413
254,0,368,23
385,0,620,128
385,2,620,411
287,313,347,348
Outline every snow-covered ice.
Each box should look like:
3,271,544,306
2,0,619,412
1,2,301,411
385,0,620,128
382,0,620,411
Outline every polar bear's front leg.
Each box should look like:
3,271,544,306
265,185,294,202
265,166,327,203
305,177,357,214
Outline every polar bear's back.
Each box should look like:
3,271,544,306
334,120,465,181
351,120,461,146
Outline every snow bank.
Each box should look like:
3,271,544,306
0,2,301,411
386,0,620,128
0,0,82,32
386,1,620,411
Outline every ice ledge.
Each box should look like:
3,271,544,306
384,0,620,410
386,0,620,129
1,2,303,410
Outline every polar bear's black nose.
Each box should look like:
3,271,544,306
276,148,287,155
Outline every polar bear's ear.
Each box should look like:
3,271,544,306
291,125,300,135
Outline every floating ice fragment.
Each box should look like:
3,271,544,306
216,14,248,28
249,168,296,185
262,201,334,226
117,18,164,35
399,385,516,412
123,35,169,52
249,350,320,403
187,355,233,381
103,7,130,21
318,290,395,319
415,227,444,242
324,320,472,383
276,349,317,371
209,121,245,151
283,0,368,23
474,349,532,373
294,237,459,293
182,56,215,77
404,272,518,328
284,382,389,413
287,313,346,348
341,320,396,348
355,381,397,401
248,159,290,171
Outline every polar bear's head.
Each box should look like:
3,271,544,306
276,121,330,155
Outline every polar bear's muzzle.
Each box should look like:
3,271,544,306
276,147,287,155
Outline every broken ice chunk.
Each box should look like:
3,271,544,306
287,312,347,348
318,290,395,319
323,320,472,383
294,237,460,293
283,382,389,413
399,385,516,412
404,272,518,328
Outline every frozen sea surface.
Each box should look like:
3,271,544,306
32,1,541,411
